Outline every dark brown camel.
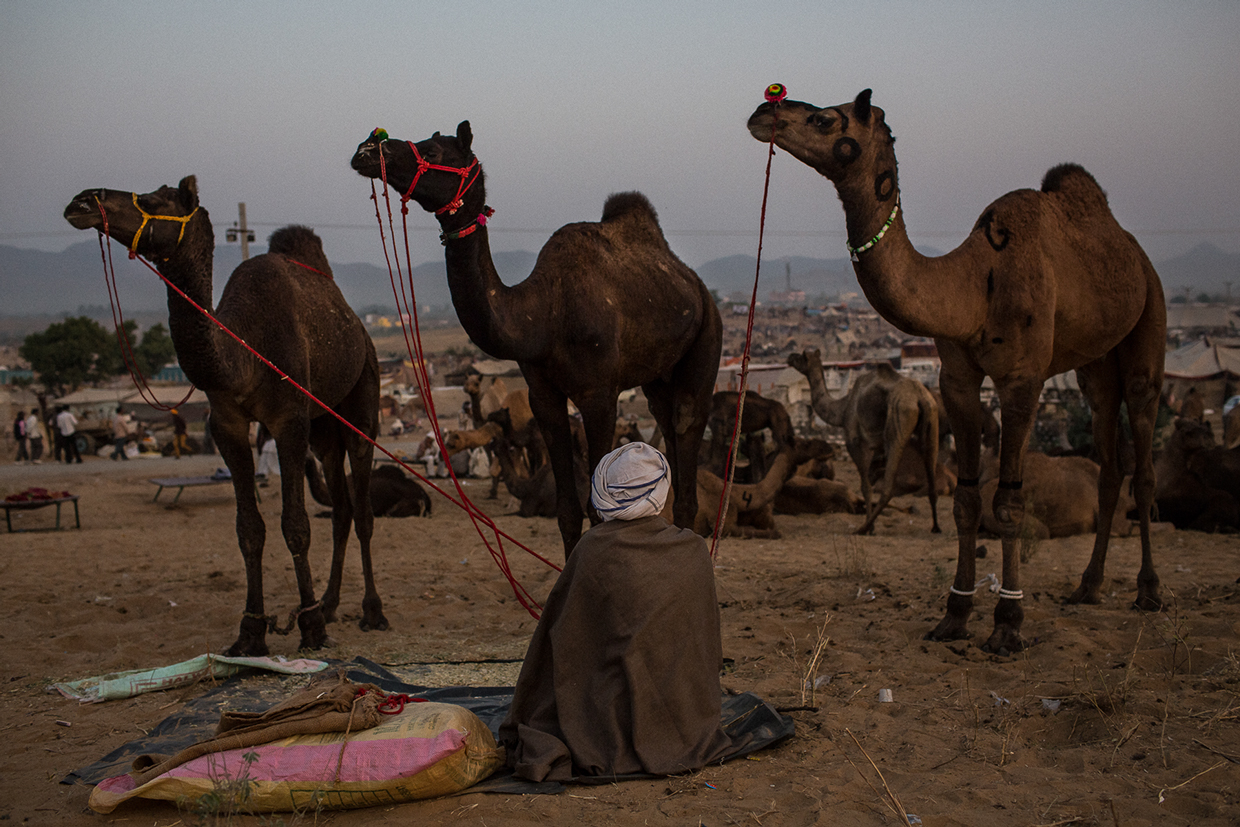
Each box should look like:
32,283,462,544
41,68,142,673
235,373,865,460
306,458,432,519
352,122,722,556
64,178,385,656
750,90,1166,654
705,390,795,481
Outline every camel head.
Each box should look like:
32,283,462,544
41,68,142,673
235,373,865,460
350,121,484,218
64,176,206,258
786,348,823,376
747,90,896,187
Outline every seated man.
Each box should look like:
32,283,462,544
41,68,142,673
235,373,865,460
500,442,734,782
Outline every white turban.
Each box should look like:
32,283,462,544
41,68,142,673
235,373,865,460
591,442,671,521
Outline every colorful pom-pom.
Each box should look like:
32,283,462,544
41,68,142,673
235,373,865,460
765,83,787,103
371,128,389,141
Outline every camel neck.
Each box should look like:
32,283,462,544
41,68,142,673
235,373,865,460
436,182,545,362
801,364,849,428
835,175,987,341
157,218,241,390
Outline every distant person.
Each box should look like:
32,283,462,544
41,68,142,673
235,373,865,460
56,405,82,464
111,406,132,461
170,408,189,459
12,410,29,463
24,409,45,464
255,423,280,483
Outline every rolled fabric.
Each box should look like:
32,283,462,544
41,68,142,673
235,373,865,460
591,442,670,521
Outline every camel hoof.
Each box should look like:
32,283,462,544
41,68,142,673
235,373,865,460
925,618,971,642
1132,592,1163,612
321,605,339,624
226,616,270,657
297,607,328,650
1064,585,1102,605
360,615,390,632
981,626,1025,656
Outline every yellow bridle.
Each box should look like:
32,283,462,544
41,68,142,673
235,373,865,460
127,192,199,251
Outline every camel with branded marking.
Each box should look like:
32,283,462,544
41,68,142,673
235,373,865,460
353,122,721,556
750,90,1166,653
65,178,385,656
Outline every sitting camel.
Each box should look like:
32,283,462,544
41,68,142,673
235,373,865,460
353,123,721,557
788,349,941,534
444,421,503,455
1155,418,1240,531
491,435,589,519
774,477,865,516
980,453,1135,539
695,439,833,539
65,178,384,656
306,458,432,518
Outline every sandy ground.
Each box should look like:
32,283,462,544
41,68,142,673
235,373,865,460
2,446,1238,826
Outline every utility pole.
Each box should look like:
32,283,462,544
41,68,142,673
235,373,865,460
225,202,255,260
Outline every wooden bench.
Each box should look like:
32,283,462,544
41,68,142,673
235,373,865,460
3,495,81,533
149,476,260,505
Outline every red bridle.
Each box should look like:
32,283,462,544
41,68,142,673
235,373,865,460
400,140,482,216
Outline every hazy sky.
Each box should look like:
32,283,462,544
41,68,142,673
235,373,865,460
3,1,1238,289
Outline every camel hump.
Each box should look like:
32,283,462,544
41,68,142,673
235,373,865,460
267,225,332,273
600,191,660,226
1041,164,1109,208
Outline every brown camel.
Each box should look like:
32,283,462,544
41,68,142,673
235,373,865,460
490,436,589,520
774,476,865,516
353,122,722,556
980,453,1135,539
444,421,503,455
705,390,795,481
64,178,385,656
695,439,832,539
787,349,941,535
750,90,1166,653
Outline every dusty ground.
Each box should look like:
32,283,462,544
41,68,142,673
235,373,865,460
2,446,1238,826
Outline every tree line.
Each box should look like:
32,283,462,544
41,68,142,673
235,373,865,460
17,316,177,396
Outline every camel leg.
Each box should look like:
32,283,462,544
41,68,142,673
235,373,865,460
981,377,1044,656
850,440,879,535
645,374,710,533
214,413,270,657
525,372,583,557
273,422,328,651
926,347,985,642
309,424,349,623
857,400,919,535
1068,357,1124,605
345,417,386,631
921,405,942,534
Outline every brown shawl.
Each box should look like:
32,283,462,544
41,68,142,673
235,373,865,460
500,515,734,782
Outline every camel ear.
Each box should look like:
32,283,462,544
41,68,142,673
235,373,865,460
854,89,873,123
177,176,199,210
457,121,473,153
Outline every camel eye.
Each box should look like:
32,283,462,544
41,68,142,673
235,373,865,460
810,113,835,131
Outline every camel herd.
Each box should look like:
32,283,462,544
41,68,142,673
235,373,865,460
59,89,1239,660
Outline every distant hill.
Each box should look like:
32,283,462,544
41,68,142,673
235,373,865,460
4,240,1237,317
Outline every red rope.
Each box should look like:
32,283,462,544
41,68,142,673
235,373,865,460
95,205,194,413
709,99,781,559
369,149,557,617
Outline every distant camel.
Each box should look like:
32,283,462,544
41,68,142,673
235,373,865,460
1155,418,1239,531
980,453,1134,539
774,477,865,516
491,436,589,519
65,178,384,656
444,422,502,455
705,390,795,481
788,349,940,534
752,90,1166,653
353,122,721,557
306,458,432,519
695,439,833,539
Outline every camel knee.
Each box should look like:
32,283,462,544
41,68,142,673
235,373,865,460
990,486,1025,537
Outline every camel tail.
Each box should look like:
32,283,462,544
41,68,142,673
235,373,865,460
304,457,333,507
601,191,659,225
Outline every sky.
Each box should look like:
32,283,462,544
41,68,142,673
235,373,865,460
3,0,1238,290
